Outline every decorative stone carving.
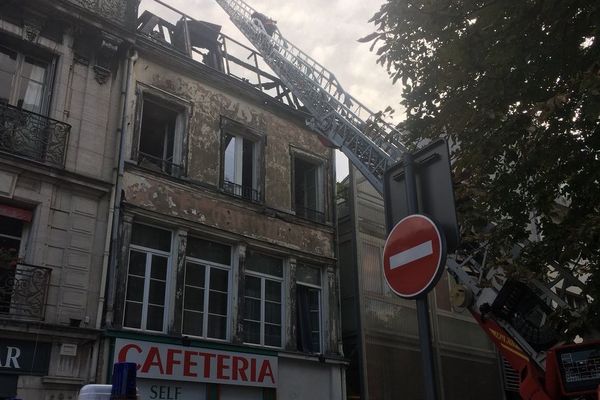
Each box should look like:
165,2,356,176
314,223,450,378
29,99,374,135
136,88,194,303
93,31,122,84
23,15,44,42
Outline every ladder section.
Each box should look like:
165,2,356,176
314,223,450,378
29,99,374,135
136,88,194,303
215,0,406,193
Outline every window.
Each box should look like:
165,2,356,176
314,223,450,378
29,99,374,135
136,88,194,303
243,251,283,347
123,224,172,332
296,263,322,353
221,118,262,202
293,155,325,223
182,237,231,340
0,44,51,115
136,93,185,176
0,215,25,314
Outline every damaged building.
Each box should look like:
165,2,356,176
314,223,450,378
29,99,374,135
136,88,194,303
101,2,346,399
0,0,136,398
0,0,345,398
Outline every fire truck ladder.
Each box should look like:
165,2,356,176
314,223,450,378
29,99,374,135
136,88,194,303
215,0,590,383
215,0,406,194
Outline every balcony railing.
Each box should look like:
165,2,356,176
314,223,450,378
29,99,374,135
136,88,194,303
295,205,326,224
0,103,70,167
222,180,262,203
138,151,184,177
0,263,52,320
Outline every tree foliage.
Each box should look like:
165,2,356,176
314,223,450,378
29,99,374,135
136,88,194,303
365,1,600,334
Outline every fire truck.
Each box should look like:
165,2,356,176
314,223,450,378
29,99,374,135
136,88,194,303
209,0,600,398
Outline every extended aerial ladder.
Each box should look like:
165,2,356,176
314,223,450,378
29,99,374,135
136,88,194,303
214,0,600,398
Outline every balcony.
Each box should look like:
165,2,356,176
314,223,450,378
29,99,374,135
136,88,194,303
0,103,70,167
222,180,262,203
295,205,326,224
0,263,52,321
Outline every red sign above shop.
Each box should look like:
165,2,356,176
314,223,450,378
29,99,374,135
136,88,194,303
114,339,277,388
383,214,446,299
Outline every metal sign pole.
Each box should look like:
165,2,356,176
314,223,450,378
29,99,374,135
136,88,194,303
404,153,439,400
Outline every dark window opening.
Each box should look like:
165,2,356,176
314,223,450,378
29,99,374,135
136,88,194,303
296,263,322,353
0,215,23,315
138,98,182,176
294,157,325,223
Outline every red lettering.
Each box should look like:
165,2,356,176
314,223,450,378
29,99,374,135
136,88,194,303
141,347,164,374
258,360,275,385
166,349,182,375
250,358,256,381
117,344,142,370
183,351,198,377
198,352,216,378
232,356,249,381
217,354,230,380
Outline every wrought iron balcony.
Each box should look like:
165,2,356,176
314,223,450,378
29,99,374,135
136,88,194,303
0,103,70,167
138,151,184,177
295,205,326,224
222,180,262,203
0,263,52,321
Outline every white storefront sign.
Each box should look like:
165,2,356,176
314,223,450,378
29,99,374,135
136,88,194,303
138,379,206,400
114,339,277,388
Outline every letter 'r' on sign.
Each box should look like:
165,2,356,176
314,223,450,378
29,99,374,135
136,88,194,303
383,214,447,299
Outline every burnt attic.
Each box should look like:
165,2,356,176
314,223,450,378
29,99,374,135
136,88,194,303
136,7,303,110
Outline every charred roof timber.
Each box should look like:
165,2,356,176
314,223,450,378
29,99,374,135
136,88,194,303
136,0,303,111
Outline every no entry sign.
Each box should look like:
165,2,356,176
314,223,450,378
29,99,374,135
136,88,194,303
383,214,446,299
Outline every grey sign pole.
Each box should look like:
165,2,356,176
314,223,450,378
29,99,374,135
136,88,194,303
404,153,439,400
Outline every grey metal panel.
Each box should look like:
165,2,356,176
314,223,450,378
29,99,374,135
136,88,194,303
384,139,460,253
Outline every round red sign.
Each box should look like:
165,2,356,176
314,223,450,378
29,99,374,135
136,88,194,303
383,214,447,299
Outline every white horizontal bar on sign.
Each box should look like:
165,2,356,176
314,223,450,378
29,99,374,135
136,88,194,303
389,241,433,270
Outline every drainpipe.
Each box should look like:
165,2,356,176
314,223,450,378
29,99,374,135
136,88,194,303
101,47,137,329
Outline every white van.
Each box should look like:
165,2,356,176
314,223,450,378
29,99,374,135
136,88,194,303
78,384,139,400
78,385,112,400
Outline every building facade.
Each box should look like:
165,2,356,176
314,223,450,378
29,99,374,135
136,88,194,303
0,0,136,398
338,167,509,399
98,4,346,400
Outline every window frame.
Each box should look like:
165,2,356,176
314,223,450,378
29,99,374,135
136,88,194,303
243,253,284,349
182,254,232,341
219,117,265,203
290,148,327,223
296,263,323,354
0,41,55,116
122,223,173,333
132,84,191,177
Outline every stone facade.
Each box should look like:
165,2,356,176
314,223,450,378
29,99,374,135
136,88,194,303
0,0,135,398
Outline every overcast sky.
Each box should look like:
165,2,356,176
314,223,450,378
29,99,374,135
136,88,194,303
139,0,404,180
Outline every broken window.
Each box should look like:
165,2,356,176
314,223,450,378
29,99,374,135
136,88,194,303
182,237,232,340
123,223,172,332
293,155,325,222
243,251,283,348
136,95,185,176
221,119,262,202
296,263,322,353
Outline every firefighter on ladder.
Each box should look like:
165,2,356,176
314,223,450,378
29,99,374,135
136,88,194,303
251,12,279,36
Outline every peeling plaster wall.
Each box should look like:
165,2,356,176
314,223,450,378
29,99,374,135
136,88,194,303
123,171,334,257
124,56,335,258
129,57,331,211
